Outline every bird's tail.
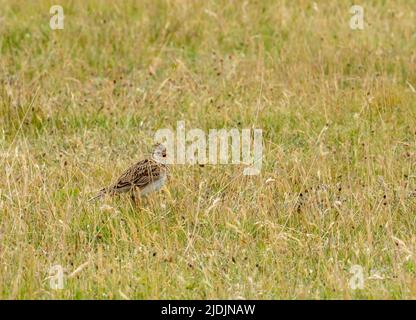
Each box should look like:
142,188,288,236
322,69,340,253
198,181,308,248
88,188,106,202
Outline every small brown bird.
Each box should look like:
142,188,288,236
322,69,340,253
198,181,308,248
89,143,168,202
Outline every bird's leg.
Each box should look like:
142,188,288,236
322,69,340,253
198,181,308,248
130,190,137,208
129,188,142,209
135,188,142,207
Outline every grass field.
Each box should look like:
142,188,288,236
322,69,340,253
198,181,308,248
0,0,415,299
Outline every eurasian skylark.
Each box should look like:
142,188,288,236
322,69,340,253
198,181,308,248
89,143,168,202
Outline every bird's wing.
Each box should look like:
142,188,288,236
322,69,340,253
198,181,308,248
110,159,163,192
131,159,164,189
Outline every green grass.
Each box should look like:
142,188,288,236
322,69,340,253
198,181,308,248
0,0,415,299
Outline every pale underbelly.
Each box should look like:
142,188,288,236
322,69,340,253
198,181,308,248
140,175,166,196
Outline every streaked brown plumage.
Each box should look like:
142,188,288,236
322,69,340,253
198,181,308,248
89,144,168,201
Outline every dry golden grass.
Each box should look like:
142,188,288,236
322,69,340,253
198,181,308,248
0,0,415,299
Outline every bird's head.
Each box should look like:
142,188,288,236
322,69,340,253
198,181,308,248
151,143,167,162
